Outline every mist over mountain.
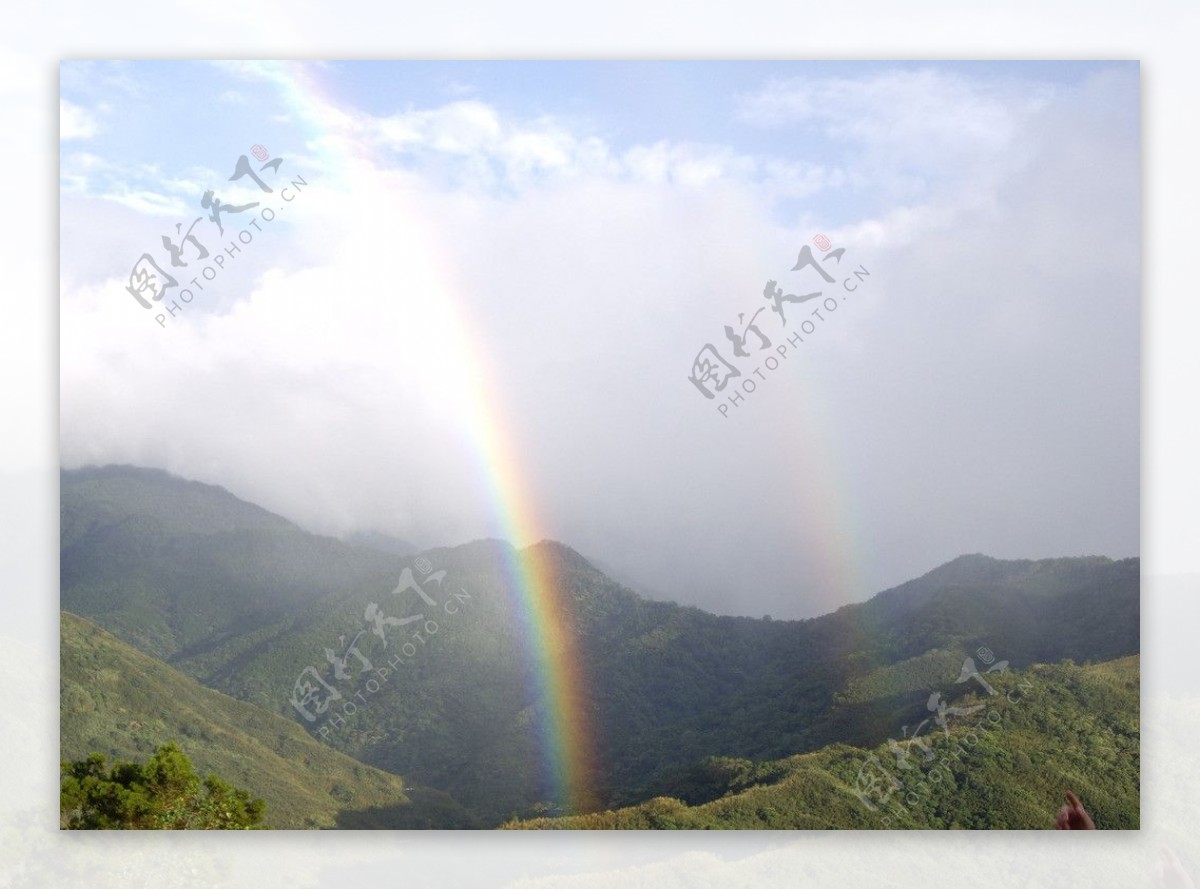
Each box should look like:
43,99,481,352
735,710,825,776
60,465,1139,827
342,530,423,559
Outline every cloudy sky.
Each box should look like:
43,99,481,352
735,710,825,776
59,60,1139,619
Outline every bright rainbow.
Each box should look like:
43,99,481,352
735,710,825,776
264,61,598,813
445,314,600,814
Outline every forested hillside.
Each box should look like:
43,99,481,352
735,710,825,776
507,658,1140,829
61,466,1140,827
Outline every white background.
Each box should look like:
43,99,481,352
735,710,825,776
3,1,1196,886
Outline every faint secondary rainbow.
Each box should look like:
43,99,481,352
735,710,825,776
782,372,872,612
256,61,598,812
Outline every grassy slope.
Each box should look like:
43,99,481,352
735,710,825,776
61,611,476,829
506,657,1139,830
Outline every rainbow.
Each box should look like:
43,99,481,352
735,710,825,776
245,61,598,813
443,313,600,814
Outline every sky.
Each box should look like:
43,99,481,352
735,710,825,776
59,60,1140,620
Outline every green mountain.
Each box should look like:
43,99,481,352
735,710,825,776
60,610,477,828
61,465,401,661
60,465,1139,827
505,657,1140,829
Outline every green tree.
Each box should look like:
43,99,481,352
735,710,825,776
61,742,266,829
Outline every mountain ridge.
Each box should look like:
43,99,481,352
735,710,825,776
60,464,1140,825
63,463,1131,621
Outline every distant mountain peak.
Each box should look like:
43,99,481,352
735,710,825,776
868,551,1128,614
521,539,592,565
61,463,298,544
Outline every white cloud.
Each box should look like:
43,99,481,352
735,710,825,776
59,148,233,218
59,99,98,140
60,64,1139,619
365,99,842,201
201,61,843,200
386,100,503,154
740,68,1055,205
741,68,1046,144
98,188,190,217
